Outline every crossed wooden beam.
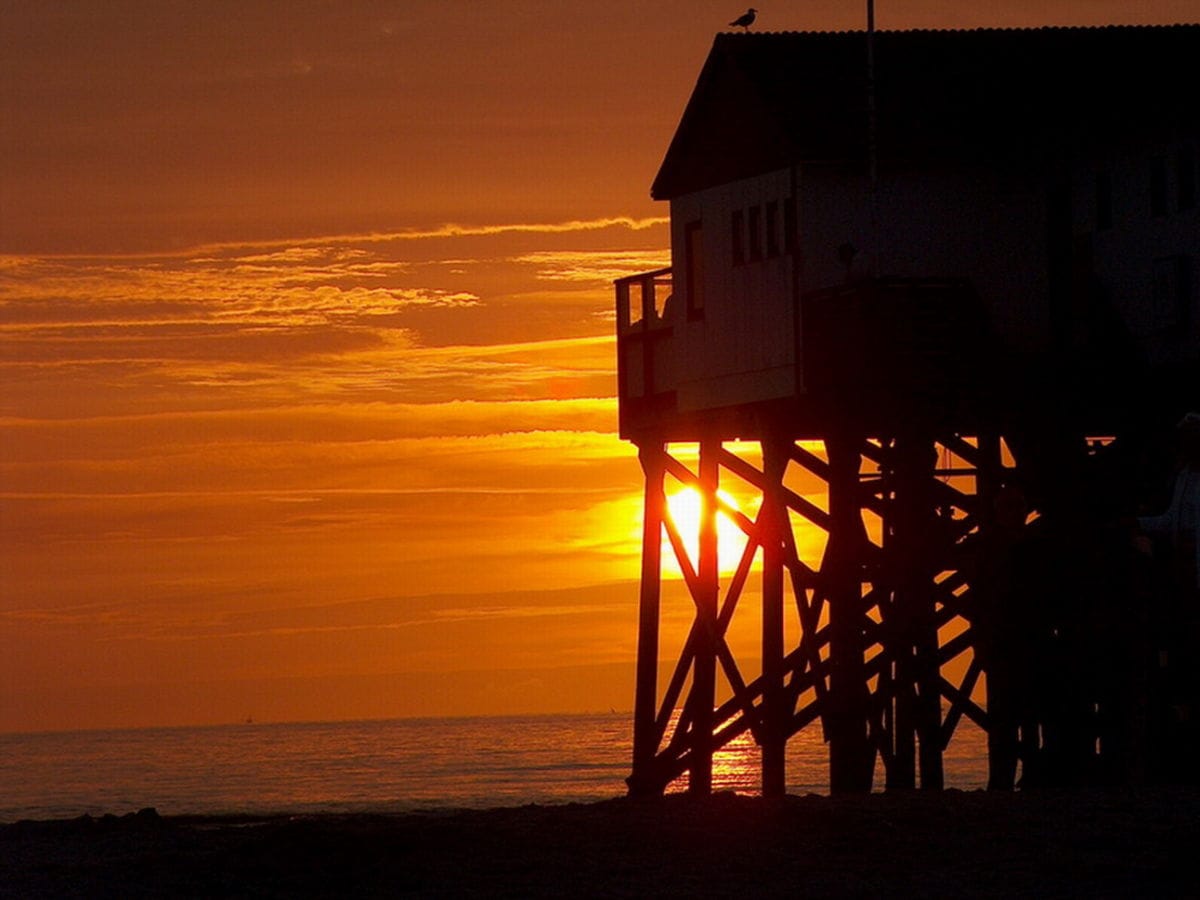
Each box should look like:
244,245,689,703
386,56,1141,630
629,434,1008,795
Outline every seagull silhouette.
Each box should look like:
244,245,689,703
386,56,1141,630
730,8,757,31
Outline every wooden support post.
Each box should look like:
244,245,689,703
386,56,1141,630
975,430,1002,516
973,429,1017,789
689,438,720,794
826,436,874,793
760,438,788,797
883,442,917,790
898,435,945,789
629,442,664,795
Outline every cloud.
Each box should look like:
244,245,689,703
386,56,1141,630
0,413,627,471
0,228,663,389
187,216,670,255
0,396,619,449
1,216,669,264
0,217,666,393
0,252,478,328
511,249,671,284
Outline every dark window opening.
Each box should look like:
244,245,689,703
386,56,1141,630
1151,156,1168,217
731,209,745,266
1179,146,1196,211
1095,172,1112,231
684,220,705,319
748,205,763,261
765,201,780,258
783,197,797,252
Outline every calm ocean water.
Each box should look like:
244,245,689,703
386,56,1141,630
0,713,989,823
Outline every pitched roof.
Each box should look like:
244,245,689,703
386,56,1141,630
651,25,1200,200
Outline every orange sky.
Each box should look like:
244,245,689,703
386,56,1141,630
2,0,1196,732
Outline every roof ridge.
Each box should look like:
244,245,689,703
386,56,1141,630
717,23,1200,37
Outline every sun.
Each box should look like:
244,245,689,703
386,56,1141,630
663,487,750,575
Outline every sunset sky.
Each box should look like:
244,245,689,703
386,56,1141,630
2,0,1196,733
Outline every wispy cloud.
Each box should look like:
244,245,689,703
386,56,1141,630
2,216,669,263
0,396,618,445
512,250,671,284
0,250,477,328
0,234,629,418
191,216,670,256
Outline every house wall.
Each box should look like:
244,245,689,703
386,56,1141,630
655,149,1198,416
664,169,798,414
1073,139,1199,371
798,162,1052,355
659,162,1055,414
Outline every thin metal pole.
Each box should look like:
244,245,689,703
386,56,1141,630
866,0,879,276
867,0,876,183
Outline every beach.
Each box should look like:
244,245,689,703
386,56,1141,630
3,789,1196,898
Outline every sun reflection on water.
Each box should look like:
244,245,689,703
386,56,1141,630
711,730,762,794
659,709,990,796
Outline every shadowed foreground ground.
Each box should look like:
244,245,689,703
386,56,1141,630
2,789,1196,897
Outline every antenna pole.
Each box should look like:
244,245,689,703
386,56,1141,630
866,0,879,275
867,0,876,189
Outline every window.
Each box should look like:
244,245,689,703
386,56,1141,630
684,220,705,319
1179,146,1196,212
1095,172,1112,231
731,209,745,266
783,197,797,252
748,205,762,261
765,201,780,258
1151,157,1168,217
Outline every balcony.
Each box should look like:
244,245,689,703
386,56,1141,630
615,268,677,431
614,267,679,436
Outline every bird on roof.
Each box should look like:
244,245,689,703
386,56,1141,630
729,8,757,31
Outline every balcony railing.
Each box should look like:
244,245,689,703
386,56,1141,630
615,268,675,429
615,267,673,334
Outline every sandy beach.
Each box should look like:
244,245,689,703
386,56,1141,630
2,788,1196,898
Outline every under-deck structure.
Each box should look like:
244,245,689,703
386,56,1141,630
618,26,1200,795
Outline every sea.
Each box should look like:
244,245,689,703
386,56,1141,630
0,713,989,823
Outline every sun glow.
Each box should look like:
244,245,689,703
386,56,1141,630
663,487,752,576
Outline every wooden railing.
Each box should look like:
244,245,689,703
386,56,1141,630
615,267,674,404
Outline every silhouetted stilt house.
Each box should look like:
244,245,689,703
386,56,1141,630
617,26,1200,795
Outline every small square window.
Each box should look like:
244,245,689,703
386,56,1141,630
748,206,762,261
783,198,797,252
731,209,745,266
765,201,780,258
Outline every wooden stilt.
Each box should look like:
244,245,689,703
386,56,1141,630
630,443,665,796
884,440,917,790
826,436,874,793
689,438,720,794
761,438,788,797
898,435,944,789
